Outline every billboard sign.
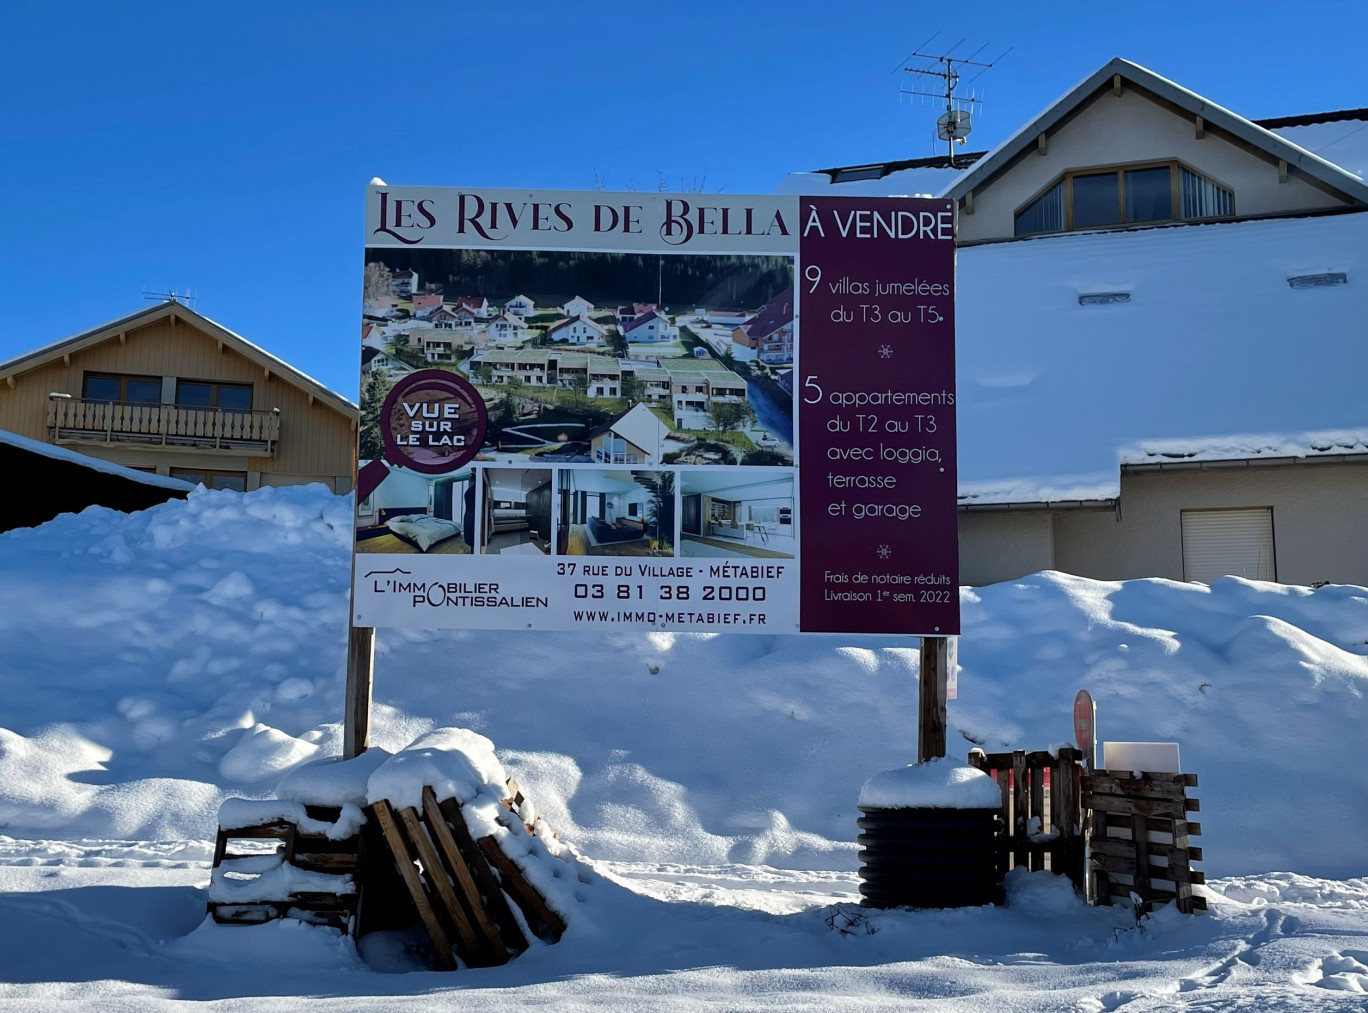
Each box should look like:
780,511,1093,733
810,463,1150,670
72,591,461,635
353,186,957,636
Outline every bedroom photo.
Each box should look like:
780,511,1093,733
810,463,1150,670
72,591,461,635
556,469,675,557
479,467,553,555
355,467,475,554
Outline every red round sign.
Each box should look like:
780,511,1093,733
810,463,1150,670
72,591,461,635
379,369,487,475
1073,689,1095,755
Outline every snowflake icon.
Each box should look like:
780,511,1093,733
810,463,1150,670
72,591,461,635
876,544,892,559
878,344,893,358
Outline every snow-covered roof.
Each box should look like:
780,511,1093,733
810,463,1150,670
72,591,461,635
0,428,195,491
1262,114,1368,182
957,474,1119,508
776,153,982,198
1120,429,1368,468
946,58,1368,206
957,211,1367,482
0,302,358,418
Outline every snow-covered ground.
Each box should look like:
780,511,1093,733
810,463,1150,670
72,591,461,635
1,484,1365,1008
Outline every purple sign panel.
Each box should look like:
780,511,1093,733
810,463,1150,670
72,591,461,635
797,196,959,635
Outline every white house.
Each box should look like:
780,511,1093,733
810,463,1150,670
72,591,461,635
622,309,675,343
390,268,418,297
428,305,465,329
363,296,401,318
546,316,604,345
410,294,443,319
361,345,415,379
739,288,793,364
563,296,595,319
456,296,491,319
505,294,536,318
589,403,671,466
487,313,529,343
780,56,1368,588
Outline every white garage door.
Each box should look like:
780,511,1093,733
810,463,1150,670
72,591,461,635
1181,508,1276,583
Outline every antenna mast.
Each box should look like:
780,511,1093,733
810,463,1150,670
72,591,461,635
142,287,197,309
899,36,1011,167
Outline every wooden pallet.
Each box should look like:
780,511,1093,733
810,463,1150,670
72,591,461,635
1083,770,1205,914
967,747,1086,889
367,786,565,970
208,804,361,930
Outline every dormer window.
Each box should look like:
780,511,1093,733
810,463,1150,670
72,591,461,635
1015,161,1234,236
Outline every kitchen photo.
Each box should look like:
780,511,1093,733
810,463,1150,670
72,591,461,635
678,470,794,559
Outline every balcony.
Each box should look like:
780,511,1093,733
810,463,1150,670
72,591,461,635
48,398,280,455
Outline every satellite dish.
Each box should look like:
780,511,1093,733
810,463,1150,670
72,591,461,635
936,109,972,141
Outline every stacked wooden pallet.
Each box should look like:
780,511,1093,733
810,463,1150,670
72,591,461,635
367,784,566,971
1083,770,1204,914
966,747,1086,888
208,802,361,930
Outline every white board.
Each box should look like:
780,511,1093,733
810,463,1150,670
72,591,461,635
1102,741,1181,773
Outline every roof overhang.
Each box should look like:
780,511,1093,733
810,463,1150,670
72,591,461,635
0,302,358,420
944,57,1368,207
957,498,1117,513
1121,452,1368,473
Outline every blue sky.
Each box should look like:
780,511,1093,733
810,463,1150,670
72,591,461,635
2,1,1363,397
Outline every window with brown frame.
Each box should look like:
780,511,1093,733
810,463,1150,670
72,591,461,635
1014,161,1234,236
175,379,254,412
82,372,163,404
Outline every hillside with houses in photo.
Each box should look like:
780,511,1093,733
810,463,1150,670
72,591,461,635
360,253,796,468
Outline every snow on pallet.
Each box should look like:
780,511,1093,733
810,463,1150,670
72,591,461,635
209,801,361,930
208,728,578,971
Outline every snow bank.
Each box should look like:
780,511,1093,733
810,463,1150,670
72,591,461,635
858,759,1002,810
0,487,1366,878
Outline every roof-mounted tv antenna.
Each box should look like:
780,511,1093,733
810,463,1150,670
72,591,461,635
142,287,197,309
896,34,1012,167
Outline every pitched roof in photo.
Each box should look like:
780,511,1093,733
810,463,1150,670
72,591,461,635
742,288,794,340
590,402,670,450
623,309,662,334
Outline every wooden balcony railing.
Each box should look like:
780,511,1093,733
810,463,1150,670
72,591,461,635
48,398,280,455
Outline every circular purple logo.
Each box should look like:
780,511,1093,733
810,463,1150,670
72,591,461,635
379,370,487,475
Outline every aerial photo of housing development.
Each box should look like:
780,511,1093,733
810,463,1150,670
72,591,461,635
360,249,796,469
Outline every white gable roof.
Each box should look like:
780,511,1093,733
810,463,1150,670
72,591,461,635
607,403,669,452
946,58,1368,206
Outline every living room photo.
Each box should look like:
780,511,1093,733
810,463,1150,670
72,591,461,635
679,470,795,559
355,466,475,554
556,469,675,557
479,467,553,555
